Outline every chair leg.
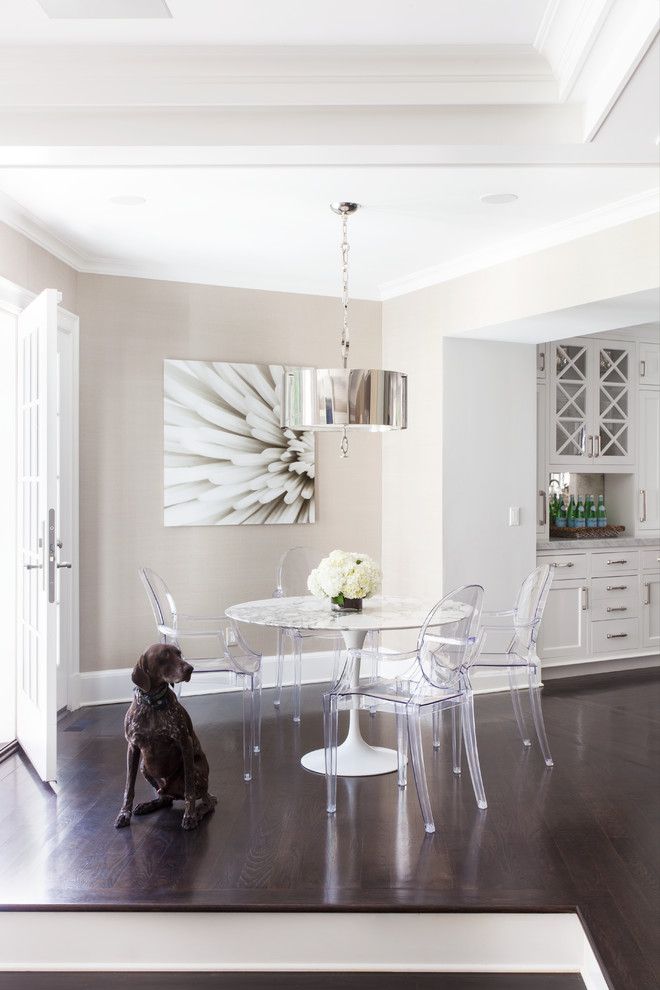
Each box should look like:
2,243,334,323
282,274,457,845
461,693,487,810
407,706,435,834
395,704,408,788
528,663,554,768
323,692,338,814
508,667,531,747
367,631,379,716
292,636,302,724
253,668,262,756
432,704,442,750
274,628,285,708
241,676,254,783
451,705,462,775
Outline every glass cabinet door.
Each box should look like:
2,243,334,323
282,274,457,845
595,345,633,463
550,341,590,463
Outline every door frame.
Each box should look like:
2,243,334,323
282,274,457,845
0,275,80,723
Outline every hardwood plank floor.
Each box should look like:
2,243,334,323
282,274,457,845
0,973,587,989
0,670,658,990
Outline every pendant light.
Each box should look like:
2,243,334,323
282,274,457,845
281,202,408,457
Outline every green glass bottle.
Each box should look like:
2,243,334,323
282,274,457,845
556,497,567,528
549,493,557,525
597,494,607,528
567,495,576,528
586,495,597,529
575,496,586,528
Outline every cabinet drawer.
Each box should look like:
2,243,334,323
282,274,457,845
591,617,640,653
641,548,660,572
591,600,639,622
591,576,638,601
590,550,639,577
539,553,587,579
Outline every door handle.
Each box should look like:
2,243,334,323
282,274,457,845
640,359,646,378
607,633,627,639
539,490,546,526
25,563,42,569
640,489,647,523
606,560,628,566
582,587,589,610
57,562,72,569
643,583,650,606
594,434,601,457
552,561,574,568
539,351,545,373
607,607,627,613
587,435,594,458
607,585,627,591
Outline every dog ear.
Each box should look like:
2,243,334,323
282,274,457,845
131,654,151,692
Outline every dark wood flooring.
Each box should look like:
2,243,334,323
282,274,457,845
0,670,659,990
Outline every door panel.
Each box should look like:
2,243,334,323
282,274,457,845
638,389,660,533
642,575,660,649
549,341,590,465
594,344,634,465
537,579,589,662
16,289,59,782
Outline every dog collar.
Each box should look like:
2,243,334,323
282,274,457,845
134,683,170,710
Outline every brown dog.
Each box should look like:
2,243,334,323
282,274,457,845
115,643,217,831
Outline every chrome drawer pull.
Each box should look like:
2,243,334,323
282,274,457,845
640,489,647,523
581,587,589,611
606,585,627,591
607,607,627,612
606,559,628,565
607,633,628,639
552,561,574,568
643,582,650,606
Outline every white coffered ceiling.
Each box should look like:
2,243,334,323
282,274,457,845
0,0,657,300
0,0,550,45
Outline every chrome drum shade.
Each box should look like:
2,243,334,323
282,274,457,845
282,366,407,431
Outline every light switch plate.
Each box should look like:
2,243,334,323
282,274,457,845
508,506,520,526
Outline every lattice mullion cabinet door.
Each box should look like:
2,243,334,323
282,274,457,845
548,340,593,468
593,341,635,468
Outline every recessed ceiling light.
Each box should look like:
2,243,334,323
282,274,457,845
36,0,171,18
108,195,147,207
480,193,519,206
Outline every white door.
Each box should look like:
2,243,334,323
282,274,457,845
548,340,592,467
536,579,590,662
638,389,660,534
16,289,59,782
593,342,635,467
536,382,547,539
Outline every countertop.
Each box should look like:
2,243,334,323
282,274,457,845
537,536,660,551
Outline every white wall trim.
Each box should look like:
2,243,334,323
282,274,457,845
379,190,660,300
0,910,608,986
0,190,88,273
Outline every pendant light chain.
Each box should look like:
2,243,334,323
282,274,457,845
340,214,350,370
339,212,351,458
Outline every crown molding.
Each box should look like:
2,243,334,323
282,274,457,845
535,0,614,101
378,188,660,300
0,189,87,272
0,44,556,108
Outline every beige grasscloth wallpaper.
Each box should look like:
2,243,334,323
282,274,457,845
76,274,382,670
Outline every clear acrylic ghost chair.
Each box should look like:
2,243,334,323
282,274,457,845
272,547,344,724
323,584,487,834
139,567,262,782
471,565,554,767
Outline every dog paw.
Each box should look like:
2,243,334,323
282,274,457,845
114,811,131,828
182,811,200,831
133,801,152,816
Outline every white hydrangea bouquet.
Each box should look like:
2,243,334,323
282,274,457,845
307,550,381,612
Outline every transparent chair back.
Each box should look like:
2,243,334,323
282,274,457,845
416,584,484,691
511,564,553,658
275,546,321,597
140,567,178,637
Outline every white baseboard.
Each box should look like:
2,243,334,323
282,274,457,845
0,910,607,987
71,651,515,710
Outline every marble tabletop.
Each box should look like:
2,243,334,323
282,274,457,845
226,595,461,632
537,536,660,551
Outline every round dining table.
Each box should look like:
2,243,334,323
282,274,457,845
226,594,459,778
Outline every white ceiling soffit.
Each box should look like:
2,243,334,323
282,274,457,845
0,168,656,301
457,288,660,344
35,0,171,18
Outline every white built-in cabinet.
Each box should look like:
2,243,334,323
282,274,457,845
548,337,635,469
638,389,660,533
537,330,660,668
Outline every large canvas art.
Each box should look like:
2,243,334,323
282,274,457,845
164,360,315,526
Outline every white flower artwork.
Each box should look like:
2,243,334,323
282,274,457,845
164,360,315,526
